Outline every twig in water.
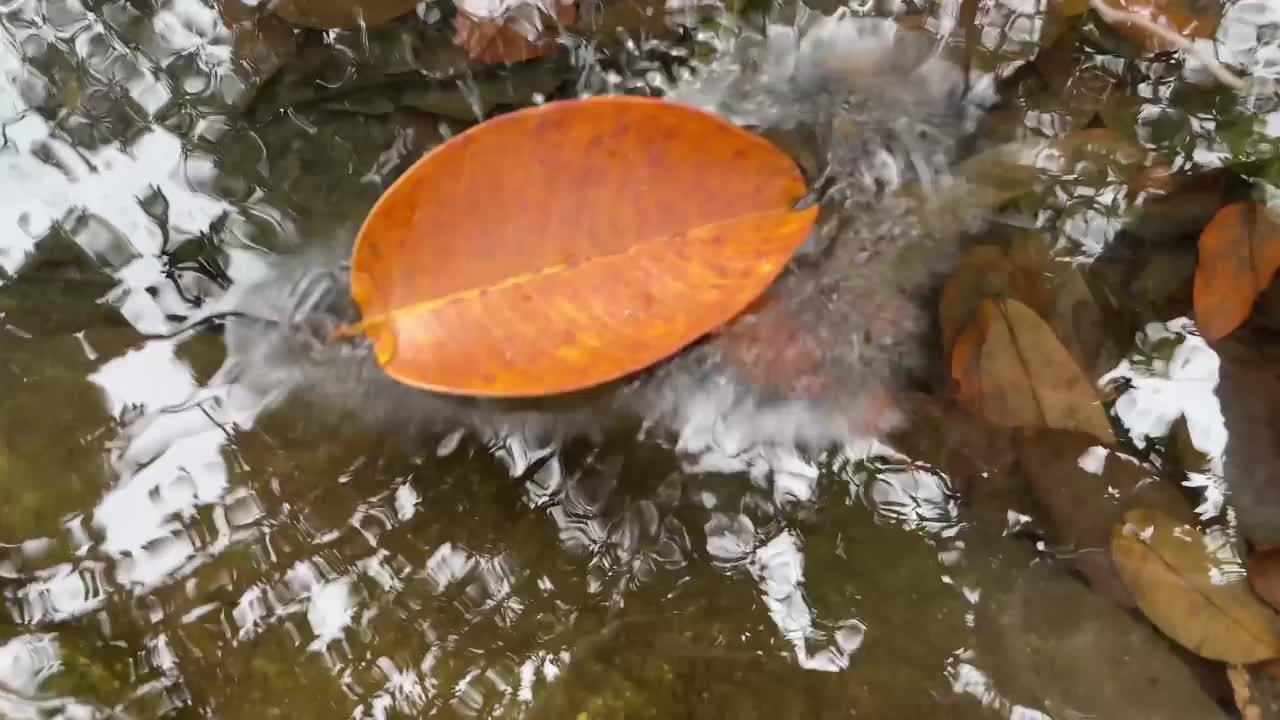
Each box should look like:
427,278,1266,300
1088,0,1246,91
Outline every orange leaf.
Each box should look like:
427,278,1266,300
347,96,816,397
1194,202,1280,341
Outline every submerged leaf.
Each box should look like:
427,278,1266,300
951,298,1116,444
454,0,576,64
1112,508,1280,663
1194,202,1280,341
346,96,816,397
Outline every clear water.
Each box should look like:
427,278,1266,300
1,0,1273,717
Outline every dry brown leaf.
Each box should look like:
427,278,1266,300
454,0,576,64
1194,202,1280,341
344,96,816,397
1112,508,1280,664
951,298,1116,445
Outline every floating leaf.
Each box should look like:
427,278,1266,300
1112,508,1280,663
346,96,816,397
951,298,1116,444
454,0,576,64
267,0,420,28
1194,202,1280,341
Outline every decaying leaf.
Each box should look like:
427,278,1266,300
454,0,576,64
1194,202,1280,341
951,298,1116,444
345,96,816,397
267,0,421,29
1112,508,1280,663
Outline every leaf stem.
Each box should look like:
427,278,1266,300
1088,0,1246,91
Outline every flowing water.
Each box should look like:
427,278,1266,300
2,0,1279,717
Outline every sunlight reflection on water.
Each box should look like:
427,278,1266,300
0,1,1250,718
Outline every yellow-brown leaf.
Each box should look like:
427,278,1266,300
1113,508,1280,664
951,298,1116,444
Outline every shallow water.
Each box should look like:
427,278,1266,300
2,0,1278,718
